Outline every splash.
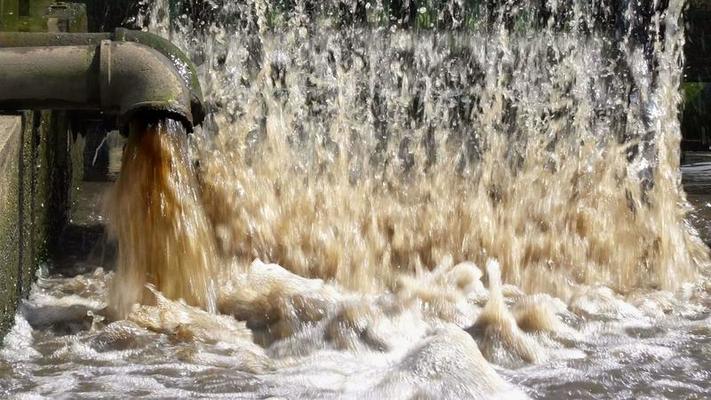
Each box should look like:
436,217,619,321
182,2,708,300
106,0,711,313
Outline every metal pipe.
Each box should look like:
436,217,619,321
0,46,100,110
0,32,112,47
0,29,204,131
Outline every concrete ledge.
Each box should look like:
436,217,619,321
0,112,79,338
0,115,23,335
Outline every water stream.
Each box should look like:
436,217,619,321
1,1,710,399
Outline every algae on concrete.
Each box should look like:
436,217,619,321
0,116,23,335
0,111,80,338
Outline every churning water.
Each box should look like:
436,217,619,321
1,1,710,399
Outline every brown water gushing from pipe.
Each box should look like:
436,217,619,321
106,0,709,327
107,118,217,318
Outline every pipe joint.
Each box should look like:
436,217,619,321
98,40,194,129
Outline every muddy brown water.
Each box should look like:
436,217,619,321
0,138,707,399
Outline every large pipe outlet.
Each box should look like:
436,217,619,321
0,30,204,132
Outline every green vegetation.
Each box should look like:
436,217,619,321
0,0,86,32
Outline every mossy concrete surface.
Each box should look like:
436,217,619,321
0,112,80,338
0,116,23,335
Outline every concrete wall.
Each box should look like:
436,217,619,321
0,0,88,338
0,115,24,334
0,112,78,337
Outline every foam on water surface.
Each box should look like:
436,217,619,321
0,256,708,398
